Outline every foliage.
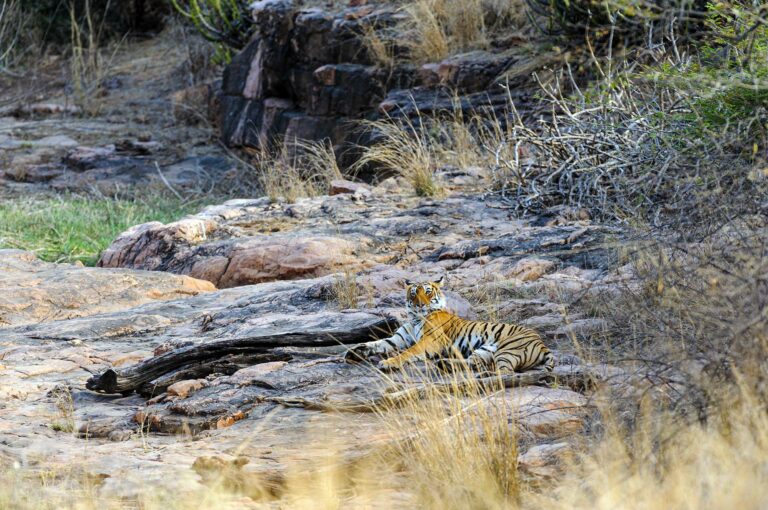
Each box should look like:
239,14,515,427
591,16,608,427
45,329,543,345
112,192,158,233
169,0,253,63
0,195,203,266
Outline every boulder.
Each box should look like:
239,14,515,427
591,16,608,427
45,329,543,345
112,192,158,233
508,386,588,438
212,236,358,287
505,257,557,281
329,179,371,196
0,249,215,328
167,379,208,398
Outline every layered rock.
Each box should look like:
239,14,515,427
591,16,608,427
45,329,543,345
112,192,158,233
98,179,623,295
0,268,598,496
217,0,536,162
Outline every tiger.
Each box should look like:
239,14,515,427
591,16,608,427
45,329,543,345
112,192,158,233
345,277,554,373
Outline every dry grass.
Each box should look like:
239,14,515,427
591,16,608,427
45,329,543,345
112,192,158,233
248,140,344,202
361,21,396,68
355,98,512,195
3,360,766,509
377,367,520,509
601,220,768,415
397,0,527,64
48,386,76,434
0,368,523,509
355,113,443,196
331,269,361,310
531,383,768,510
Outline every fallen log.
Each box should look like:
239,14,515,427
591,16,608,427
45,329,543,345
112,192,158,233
136,352,291,397
86,316,398,394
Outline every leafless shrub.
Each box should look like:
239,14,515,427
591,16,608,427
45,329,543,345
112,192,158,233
598,217,768,415
525,0,709,44
0,0,20,68
490,31,767,224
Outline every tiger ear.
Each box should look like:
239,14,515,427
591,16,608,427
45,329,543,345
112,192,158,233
404,279,414,287
434,275,446,286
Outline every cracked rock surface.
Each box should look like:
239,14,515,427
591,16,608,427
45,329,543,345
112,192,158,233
0,177,638,500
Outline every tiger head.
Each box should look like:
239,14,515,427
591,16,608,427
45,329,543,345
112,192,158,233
404,276,447,317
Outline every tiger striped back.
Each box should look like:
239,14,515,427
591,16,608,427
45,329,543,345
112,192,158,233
409,310,554,373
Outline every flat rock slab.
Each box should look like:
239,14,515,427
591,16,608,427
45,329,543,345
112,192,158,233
0,249,215,327
0,269,598,500
98,190,620,289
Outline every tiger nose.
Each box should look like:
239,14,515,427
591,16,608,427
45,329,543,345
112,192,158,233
415,290,430,304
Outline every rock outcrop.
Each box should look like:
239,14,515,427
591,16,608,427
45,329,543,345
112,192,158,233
217,0,541,162
98,177,622,296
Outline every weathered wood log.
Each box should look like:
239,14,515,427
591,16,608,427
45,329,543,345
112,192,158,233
136,352,291,397
86,316,398,394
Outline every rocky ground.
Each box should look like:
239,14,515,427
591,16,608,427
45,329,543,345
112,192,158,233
0,28,235,198
0,167,641,501
0,15,641,506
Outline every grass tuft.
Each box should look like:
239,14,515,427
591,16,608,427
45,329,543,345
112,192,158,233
247,140,344,203
331,269,361,310
397,0,526,64
355,114,443,197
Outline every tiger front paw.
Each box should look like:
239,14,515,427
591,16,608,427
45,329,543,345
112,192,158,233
377,357,402,371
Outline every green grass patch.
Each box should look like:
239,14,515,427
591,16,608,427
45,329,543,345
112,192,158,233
0,195,204,266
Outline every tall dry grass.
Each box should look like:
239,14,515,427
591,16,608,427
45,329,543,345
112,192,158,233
247,139,344,202
355,113,442,196
398,0,527,63
354,99,511,196
0,367,523,509
2,357,766,509
377,367,520,509
531,381,768,509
